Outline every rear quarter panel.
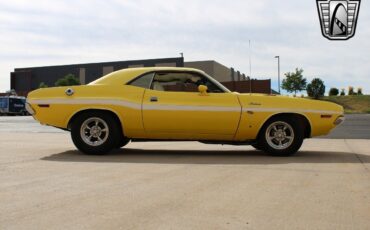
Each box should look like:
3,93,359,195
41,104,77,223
27,85,147,138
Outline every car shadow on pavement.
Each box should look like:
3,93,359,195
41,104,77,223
41,148,370,165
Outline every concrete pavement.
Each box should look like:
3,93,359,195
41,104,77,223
0,132,370,230
0,116,63,133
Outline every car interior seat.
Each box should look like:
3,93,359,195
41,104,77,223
152,81,165,91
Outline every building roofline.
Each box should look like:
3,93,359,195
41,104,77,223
14,57,184,71
185,60,232,71
185,60,216,63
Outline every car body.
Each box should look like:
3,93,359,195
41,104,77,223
26,67,344,155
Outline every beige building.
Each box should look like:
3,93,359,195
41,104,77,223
185,60,247,83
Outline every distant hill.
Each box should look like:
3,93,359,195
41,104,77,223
322,95,370,114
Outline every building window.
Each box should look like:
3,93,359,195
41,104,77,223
102,66,114,75
79,68,86,84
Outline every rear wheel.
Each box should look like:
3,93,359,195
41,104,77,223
71,112,120,155
258,117,304,156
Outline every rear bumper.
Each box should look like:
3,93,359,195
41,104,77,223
25,103,35,115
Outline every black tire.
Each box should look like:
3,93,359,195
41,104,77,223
251,142,263,151
258,116,304,156
114,123,130,149
71,111,121,155
116,137,131,149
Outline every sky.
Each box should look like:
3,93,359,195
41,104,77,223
0,0,369,94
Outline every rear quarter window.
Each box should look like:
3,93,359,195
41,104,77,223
128,73,154,89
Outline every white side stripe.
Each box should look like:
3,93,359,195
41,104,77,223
27,99,342,115
143,104,241,112
28,99,141,110
242,108,343,115
27,99,240,112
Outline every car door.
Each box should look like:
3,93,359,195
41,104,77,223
142,71,241,140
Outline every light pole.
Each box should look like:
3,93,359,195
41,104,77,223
275,56,280,94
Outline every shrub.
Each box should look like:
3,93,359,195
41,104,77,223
55,74,80,87
329,88,339,96
39,82,48,88
357,87,363,95
340,88,345,96
348,86,355,95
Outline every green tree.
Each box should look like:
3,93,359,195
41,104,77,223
329,88,339,96
282,68,307,96
55,74,80,87
307,78,325,99
39,82,48,88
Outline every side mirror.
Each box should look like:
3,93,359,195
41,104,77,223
198,85,208,96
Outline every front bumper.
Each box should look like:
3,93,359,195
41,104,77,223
334,115,345,126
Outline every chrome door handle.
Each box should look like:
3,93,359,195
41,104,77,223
150,96,158,102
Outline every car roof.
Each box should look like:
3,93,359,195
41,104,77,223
89,67,205,85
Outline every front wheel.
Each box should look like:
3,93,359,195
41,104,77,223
71,112,120,155
258,117,304,156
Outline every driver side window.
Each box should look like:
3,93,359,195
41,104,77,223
151,72,223,93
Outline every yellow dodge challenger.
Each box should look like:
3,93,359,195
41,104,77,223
26,67,344,156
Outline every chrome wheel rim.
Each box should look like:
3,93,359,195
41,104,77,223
80,117,109,146
265,121,294,150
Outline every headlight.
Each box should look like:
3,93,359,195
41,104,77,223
334,116,345,126
25,103,35,115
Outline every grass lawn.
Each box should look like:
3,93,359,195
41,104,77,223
322,95,370,114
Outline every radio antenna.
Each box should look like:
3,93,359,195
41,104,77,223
249,40,252,95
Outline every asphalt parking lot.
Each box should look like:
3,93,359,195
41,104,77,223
0,116,370,229
322,114,370,139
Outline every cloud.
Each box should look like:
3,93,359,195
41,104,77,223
0,0,369,94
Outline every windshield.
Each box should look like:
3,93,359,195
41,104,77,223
201,72,231,93
0,98,8,109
